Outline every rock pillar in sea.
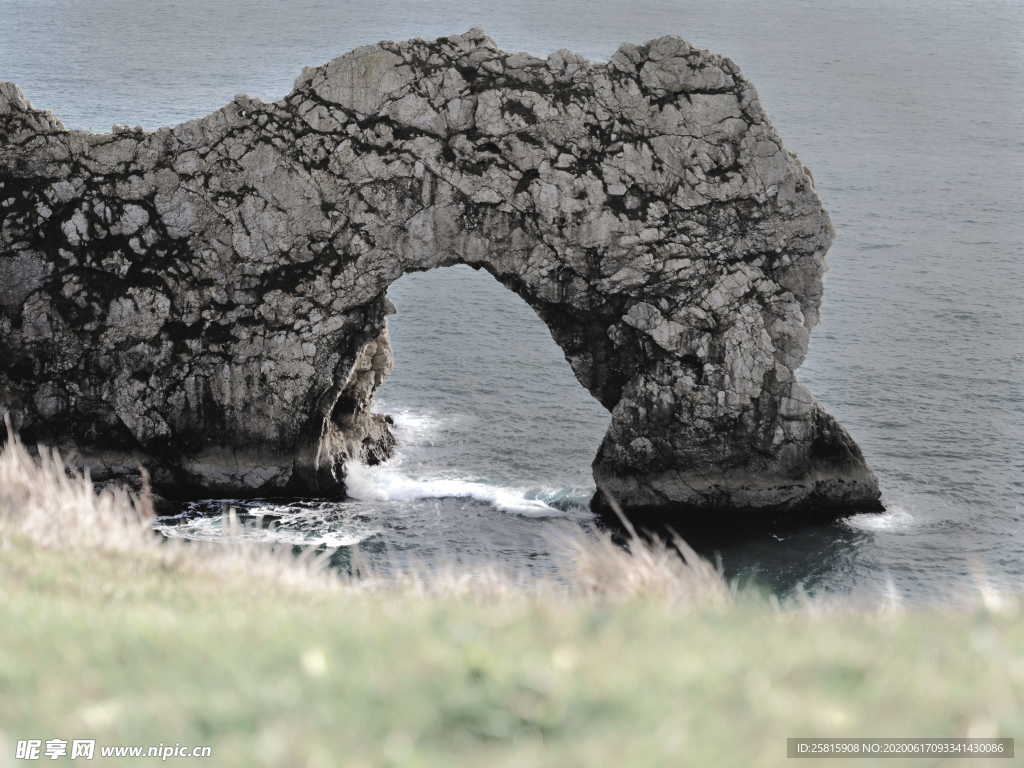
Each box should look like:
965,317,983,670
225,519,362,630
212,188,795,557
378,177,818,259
0,29,881,517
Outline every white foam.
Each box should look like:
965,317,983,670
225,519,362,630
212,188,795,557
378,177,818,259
378,405,448,449
155,511,380,547
345,462,565,517
845,506,915,532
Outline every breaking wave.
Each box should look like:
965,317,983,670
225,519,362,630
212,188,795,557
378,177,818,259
155,500,382,547
345,462,588,518
844,506,915,532
383,406,447,445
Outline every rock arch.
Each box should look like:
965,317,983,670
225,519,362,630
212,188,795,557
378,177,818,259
0,29,881,518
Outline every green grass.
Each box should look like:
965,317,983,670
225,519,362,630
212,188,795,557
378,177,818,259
0,435,1021,766
1,541,1021,767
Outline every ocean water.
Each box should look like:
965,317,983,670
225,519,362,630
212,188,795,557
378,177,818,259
3,0,1022,598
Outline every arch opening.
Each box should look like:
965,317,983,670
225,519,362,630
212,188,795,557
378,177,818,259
347,264,609,512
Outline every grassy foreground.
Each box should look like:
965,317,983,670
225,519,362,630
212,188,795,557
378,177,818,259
0,437,1021,766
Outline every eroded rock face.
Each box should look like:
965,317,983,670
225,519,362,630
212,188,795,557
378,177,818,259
0,29,881,515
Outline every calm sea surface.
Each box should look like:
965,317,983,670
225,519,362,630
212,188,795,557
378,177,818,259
3,0,1022,598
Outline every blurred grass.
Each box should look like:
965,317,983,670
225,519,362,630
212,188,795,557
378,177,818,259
1,539,1022,767
0,433,1022,766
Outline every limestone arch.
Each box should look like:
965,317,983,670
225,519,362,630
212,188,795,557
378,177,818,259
0,29,881,517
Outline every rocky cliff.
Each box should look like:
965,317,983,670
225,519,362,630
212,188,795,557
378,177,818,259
0,29,881,517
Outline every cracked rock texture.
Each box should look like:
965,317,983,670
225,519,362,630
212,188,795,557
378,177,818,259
0,28,881,515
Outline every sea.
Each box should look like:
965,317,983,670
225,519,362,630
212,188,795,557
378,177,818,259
3,0,1021,598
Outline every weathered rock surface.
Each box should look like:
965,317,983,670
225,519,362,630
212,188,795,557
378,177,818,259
0,29,881,516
